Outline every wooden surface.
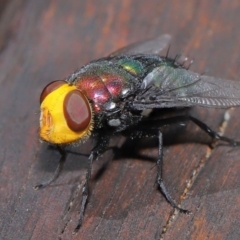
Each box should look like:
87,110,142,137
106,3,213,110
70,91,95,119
1,1,240,240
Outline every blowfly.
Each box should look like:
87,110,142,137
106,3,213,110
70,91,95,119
36,34,240,231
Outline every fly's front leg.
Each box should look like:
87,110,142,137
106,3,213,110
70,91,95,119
34,146,67,189
75,133,110,232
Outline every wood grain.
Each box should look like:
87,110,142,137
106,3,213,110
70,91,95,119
1,1,240,239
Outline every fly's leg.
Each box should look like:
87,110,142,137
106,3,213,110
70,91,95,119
74,134,110,232
141,115,240,146
74,152,93,233
34,146,67,189
129,129,189,213
156,130,189,213
125,114,240,213
188,115,240,146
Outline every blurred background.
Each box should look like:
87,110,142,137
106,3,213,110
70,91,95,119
1,1,240,239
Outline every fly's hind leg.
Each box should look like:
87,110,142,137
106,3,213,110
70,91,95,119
141,114,240,146
188,115,240,146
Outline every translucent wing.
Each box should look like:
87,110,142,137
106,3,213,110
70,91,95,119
109,34,171,57
133,66,240,110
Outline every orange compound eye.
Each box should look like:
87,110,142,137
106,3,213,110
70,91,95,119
40,80,66,104
63,90,91,132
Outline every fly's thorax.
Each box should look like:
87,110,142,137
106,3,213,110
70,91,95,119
65,56,168,116
39,81,93,144
72,62,140,113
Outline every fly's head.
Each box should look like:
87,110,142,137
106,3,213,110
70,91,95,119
39,80,93,145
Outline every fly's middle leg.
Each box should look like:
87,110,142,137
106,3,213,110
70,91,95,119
128,128,190,213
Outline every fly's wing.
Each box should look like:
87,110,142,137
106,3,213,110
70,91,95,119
133,66,240,110
109,34,171,57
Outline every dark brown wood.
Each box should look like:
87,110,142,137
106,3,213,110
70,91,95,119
1,1,240,239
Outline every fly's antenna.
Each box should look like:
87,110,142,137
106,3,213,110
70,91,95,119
35,110,41,134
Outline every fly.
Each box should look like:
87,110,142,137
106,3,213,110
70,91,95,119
35,34,240,232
